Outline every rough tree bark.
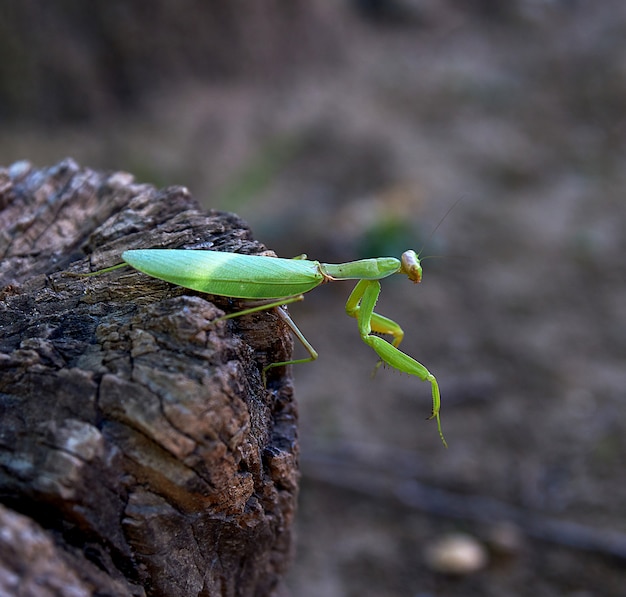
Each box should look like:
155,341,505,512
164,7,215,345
0,159,299,597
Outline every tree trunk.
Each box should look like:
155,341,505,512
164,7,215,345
0,159,299,597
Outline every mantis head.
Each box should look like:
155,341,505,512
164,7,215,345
400,250,422,283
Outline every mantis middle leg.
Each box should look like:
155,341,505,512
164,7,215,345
216,294,319,374
345,280,446,446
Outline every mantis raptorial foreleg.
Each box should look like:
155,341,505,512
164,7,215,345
345,280,405,347
345,279,446,447
345,279,406,374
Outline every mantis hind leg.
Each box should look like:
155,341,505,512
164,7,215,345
345,280,446,447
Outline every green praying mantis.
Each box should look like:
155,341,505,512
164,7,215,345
87,248,446,446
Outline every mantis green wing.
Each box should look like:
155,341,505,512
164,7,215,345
122,249,325,299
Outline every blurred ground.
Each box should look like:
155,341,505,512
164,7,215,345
2,2,626,595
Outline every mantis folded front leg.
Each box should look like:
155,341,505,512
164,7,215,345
345,279,446,447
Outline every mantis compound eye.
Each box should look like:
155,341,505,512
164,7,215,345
400,250,422,284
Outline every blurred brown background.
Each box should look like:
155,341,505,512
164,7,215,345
2,1,626,595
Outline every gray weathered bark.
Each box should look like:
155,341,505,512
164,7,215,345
0,159,299,596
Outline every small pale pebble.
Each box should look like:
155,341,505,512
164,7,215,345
424,533,488,575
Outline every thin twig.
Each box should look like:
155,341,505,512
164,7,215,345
302,445,626,560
